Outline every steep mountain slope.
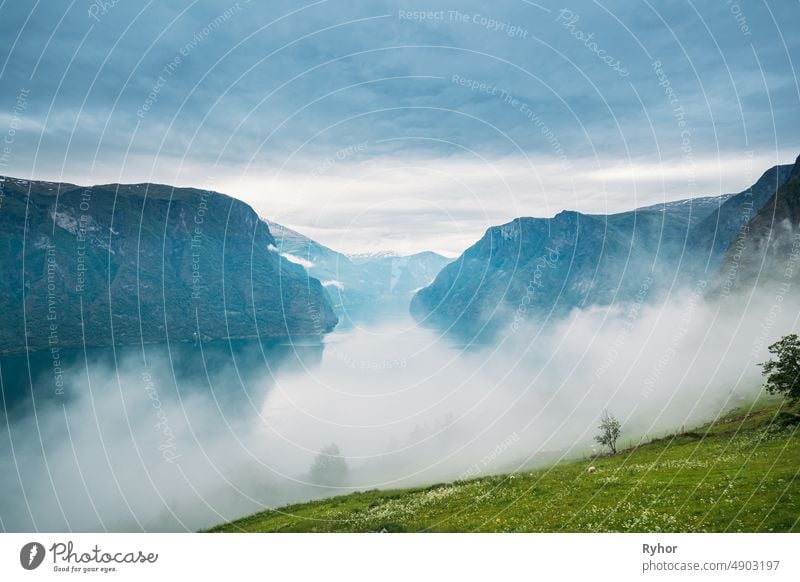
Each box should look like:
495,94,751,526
265,220,373,318
266,220,450,322
411,162,794,335
0,177,337,354
209,400,800,533
411,209,675,334
688,163,794,276
714,154,800,295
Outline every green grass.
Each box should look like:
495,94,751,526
208,399,800,533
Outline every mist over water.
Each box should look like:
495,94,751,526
0,290,795,532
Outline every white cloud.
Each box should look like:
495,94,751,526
202,150,795,255
280,253,314,269
21,149,796,257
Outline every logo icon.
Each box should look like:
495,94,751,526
20,542,45,570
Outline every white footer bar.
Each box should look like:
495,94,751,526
1,533,797,581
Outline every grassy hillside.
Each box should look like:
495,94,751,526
209,400,800,533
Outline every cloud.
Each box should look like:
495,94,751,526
210,150,794,255
280,252,315,268
0,1,796,256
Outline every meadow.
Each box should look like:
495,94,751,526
209,398,800,533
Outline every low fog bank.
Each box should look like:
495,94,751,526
269,286,798,490
1,287,796,531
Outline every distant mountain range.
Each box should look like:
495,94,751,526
0,177,337,354
411,159,797,336
265,220,450,324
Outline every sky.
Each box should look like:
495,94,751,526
0,0,798,255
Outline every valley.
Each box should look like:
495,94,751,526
2,155,800,533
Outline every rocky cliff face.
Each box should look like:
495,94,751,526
687,163,794,276
713,155,800,296
411,161,794,335
411,208,683,335
0,177,337,354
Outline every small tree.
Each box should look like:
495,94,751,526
309,443,348,487
761,334,800,403
594,410,622,454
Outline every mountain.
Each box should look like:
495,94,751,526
687,163,794,277
411,161,794,335
0,177,337,354
350,250,452,295
348,250,402,261
264,220,373,319
714,154,800,295
265,220,450,323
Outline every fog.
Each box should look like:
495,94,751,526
1,287,796,532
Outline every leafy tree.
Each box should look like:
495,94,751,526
594,410,622,454
309,444,348,487
761,334,800,403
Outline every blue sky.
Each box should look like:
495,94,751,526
1,0,798,254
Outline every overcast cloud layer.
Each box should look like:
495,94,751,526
1,0,798,253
